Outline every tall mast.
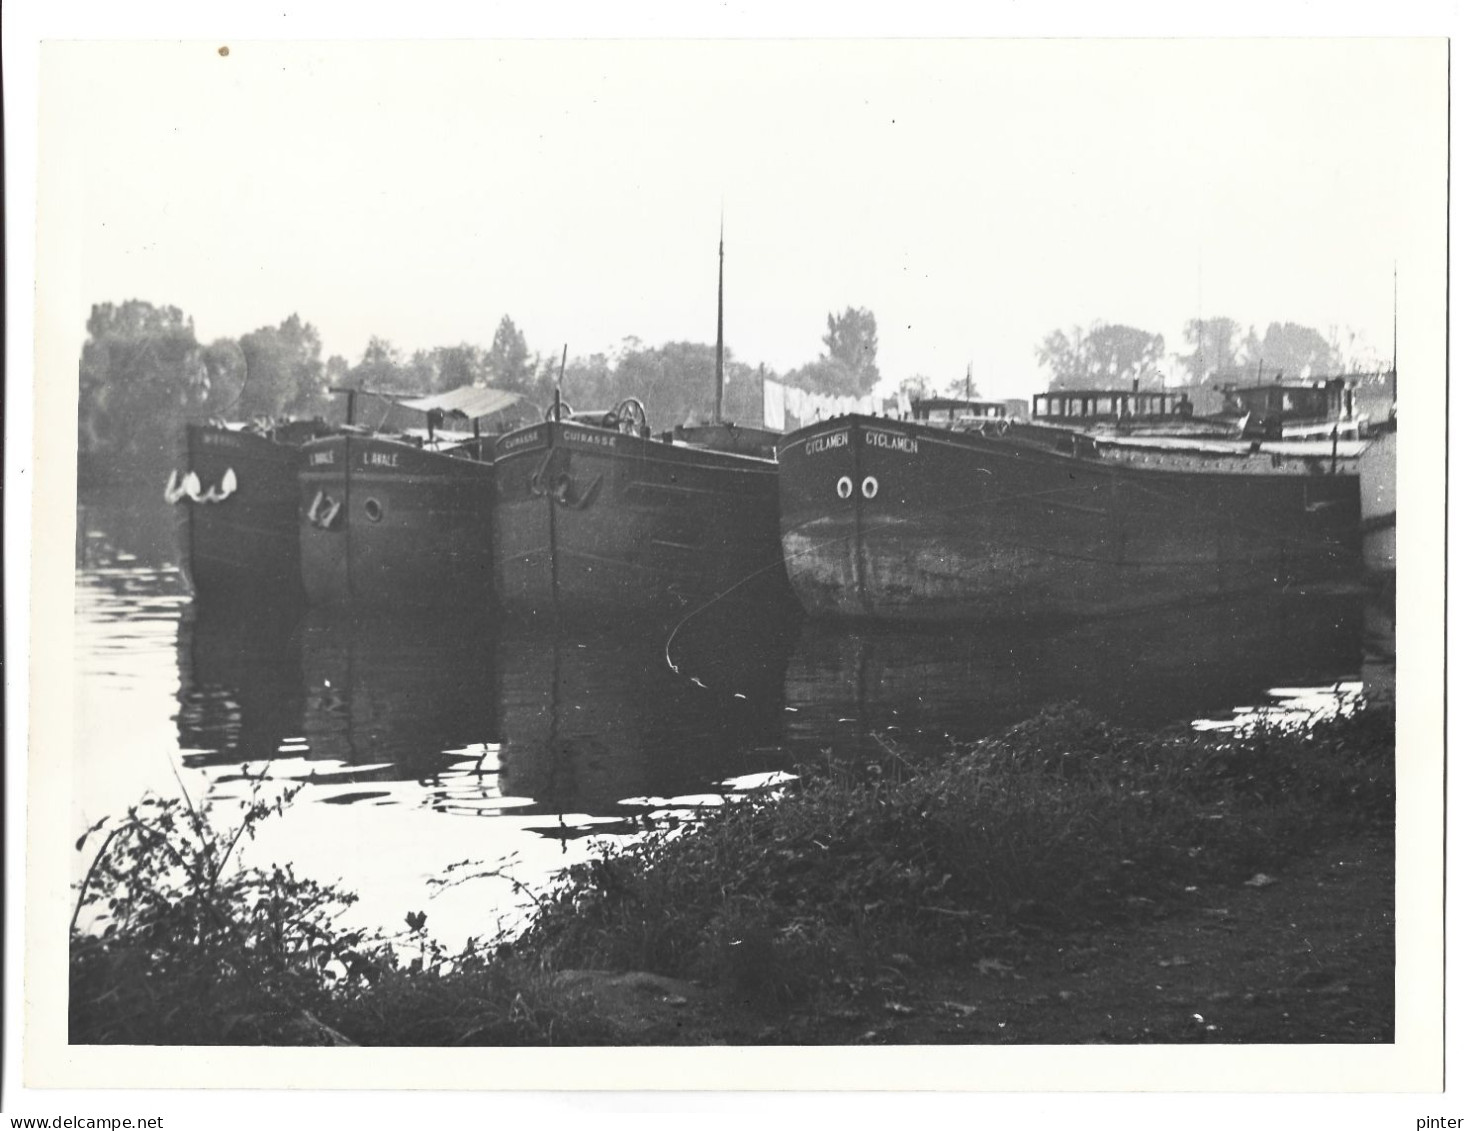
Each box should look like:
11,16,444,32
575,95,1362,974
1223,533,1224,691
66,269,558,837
715,217,725,422
1391,261,1398,405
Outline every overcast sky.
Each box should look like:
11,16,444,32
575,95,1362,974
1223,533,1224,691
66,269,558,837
52,37,1445,400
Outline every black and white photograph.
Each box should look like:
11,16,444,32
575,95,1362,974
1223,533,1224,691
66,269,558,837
5,8,1460,1121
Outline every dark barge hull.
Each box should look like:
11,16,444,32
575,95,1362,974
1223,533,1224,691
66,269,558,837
1358,428,1396,577
777,415,1363,622
299,433,497,606
492,422,791,622
174,423,307,600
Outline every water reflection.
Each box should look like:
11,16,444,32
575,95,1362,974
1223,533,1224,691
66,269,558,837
170,590,803,830
784,590,1365,754
490,613,793,839
77,485,184,576
176,603,304,764
171,583,1371,822
298,609,499,785
76,492,1393,948
178,606,501,802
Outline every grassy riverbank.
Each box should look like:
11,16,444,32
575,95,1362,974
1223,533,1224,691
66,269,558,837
69,702,1394,1046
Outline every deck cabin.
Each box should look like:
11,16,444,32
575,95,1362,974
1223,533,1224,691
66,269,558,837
911,397,1010,430
1217,377,1363,440
1030,389,1193,426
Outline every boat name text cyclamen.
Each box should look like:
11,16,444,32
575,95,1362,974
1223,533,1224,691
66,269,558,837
804,431,848,456
865,430,919,454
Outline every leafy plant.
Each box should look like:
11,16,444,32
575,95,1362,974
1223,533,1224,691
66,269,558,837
69,770,619,1046
70,701,1393,1043
514,701,1393,1005
69,772,378,1044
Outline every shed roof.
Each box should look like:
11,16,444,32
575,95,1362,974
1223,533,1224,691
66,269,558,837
397,385,522,419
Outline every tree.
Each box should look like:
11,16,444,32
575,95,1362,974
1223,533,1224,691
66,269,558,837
400,350,442,396
820,307,880,393
434,344,486,391
612,341,721,431
346,337,407,392
319,355,352,423
720,359,766,426
897,374,934,402
200,338,248,414
488,315,533,393
1176,317,1243,386
942,367,981,399
387,344,492,397
78,300,205,475
1328,324,1394,375
1034,326,1091,389
1241,322,1342,381
234,314,328,418
1084,324,1165,389
560,352,615,411
785,356,862,398
1036,323,1166,391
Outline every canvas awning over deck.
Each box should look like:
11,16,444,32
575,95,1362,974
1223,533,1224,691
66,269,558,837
396,385,521,419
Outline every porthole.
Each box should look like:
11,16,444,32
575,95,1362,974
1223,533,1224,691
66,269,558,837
861,476,879,499
363,498,384,523
836,476,854,499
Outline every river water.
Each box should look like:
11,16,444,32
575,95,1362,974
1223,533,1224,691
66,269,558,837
73,488,1394,948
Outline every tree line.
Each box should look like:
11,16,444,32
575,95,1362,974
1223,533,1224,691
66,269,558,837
77,301,884,481
77,297,1388,482
897,317,1391,405
1033,317,1390,393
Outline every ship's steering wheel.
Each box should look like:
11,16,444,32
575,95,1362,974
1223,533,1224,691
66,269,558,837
544,400,577,422
612,397,648,435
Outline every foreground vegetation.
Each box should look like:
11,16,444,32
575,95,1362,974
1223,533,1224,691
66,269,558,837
70,702,1394,1045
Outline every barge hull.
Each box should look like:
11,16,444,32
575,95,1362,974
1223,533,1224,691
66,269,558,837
778,416,1363,622
494,422,791,622
299,434,496,606
175,424,304,600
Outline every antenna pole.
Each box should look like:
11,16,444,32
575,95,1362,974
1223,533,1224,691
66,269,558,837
1391,262,1399,405
715,218,725,422
553,344,567,421
328,385,360,425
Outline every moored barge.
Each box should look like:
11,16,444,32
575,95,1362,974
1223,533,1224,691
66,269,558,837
492,398,789,622
299,386,515,605
171,418,332,600
778,413,1362,622
494,229,792,623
